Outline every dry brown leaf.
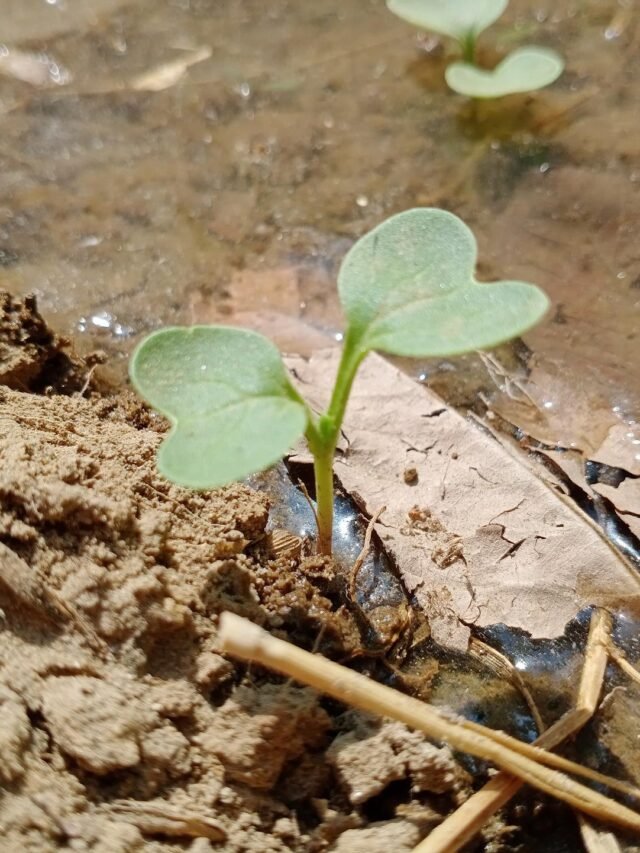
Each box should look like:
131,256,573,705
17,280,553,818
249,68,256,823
289,351,640,649
591,425,640,477
190,264,337,356
478,164,640,485
534,447,590,494
486,353,619,456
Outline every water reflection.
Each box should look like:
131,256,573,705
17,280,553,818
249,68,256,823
77,310,133,340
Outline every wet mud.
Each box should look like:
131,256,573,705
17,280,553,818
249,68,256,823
1,0,640,849
1,298,639,850
0,296,473,852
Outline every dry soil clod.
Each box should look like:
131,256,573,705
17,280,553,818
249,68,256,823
218,611,640,839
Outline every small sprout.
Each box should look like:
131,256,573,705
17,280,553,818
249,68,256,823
387,0,508,62
387,0,564,96
131,208,549,557
446,47,565,98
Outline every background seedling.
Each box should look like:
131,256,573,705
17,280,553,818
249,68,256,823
387,0,508,63
387,0,564,97
446,47,564,98
130,208,549,557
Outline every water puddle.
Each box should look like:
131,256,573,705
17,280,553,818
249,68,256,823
76,310,133,341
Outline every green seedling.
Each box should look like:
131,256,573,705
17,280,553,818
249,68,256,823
387,0,508,63
387,0,564,97
130,208,549,557
446,47,564,98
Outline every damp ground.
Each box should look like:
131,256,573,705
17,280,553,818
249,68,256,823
1,294,639,852
1,1,640,850
1,0,638,551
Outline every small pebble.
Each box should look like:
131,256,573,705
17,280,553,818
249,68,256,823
403,467,418,485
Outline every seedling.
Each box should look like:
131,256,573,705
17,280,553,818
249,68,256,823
387,0,508,63
446,47,564,98
387,0,564,97
130,208,549,556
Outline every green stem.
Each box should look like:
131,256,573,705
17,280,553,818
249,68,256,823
306,332,366,557
461,32,476,64
325,333,366,435
313,448,335,557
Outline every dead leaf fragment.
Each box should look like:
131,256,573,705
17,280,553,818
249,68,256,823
288,351,640,649
592,425,640,477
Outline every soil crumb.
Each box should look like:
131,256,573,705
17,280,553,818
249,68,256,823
0,293,93,394
0,296,466,851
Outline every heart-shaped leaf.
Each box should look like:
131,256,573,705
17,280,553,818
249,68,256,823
446,47,564,97
129,326,308,489
338,208,549,358
387,0,508,42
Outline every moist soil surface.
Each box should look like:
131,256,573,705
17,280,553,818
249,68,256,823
0,294,482,852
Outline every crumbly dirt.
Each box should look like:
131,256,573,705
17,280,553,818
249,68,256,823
0,296,468,851
0,292,91,394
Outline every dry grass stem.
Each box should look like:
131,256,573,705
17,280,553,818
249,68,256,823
579,816,623,853
440,718,640,800
297,479,319,531
349,505,386,598
105,801,226,840
607,642,640,687
413,609,616,852
218,612,640,836
468,637,545,735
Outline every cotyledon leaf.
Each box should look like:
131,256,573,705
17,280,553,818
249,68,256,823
338,208,550,358
386,0,508,42
129,326,308,489
446,47,565,98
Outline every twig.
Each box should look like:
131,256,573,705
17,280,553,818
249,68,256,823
78,365,97,398
104,801,225,841
217,612,640,835
456,722,640,800
582,635,640,853
579,816,623,853
413,608,613,852
468,638,545,735
349,505,386,599
607,641,640,687
297,478,319,531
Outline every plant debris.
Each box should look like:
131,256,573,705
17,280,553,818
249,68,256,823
288,349,640,649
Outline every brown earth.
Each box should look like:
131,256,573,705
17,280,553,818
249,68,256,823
0,295,471,852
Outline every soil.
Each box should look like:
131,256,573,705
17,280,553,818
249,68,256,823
1,1,639,848
0,295,471,852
